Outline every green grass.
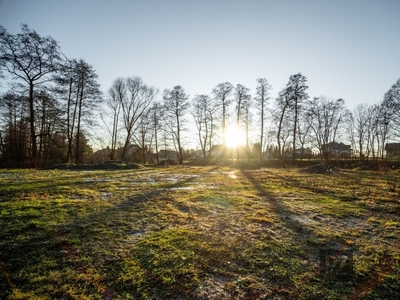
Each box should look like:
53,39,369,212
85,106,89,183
0,165,399,299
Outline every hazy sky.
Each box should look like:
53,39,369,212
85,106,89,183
1,0,399,109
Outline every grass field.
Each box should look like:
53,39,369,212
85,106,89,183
0,165,399,299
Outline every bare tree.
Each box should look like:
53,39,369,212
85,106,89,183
282,73,309,162
120,77,157,161
296,110,312,161
192,94,214,159
255,78,272,160
383,78,400,138
243,97,252,149
350,103,376,160
150,101,163,165
212,82,233,147
0,92,29,164
234,84,251,128
374,100,393,160
163,86,190,164
73,59,102,164
0,24,62,166
104,78,125,160
307,96,350,161
35,90,64,164
56,58,101,164
272,89,291,161
56,58,77,164
133,107,153,164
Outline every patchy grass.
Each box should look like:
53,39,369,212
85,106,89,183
0,165,399,299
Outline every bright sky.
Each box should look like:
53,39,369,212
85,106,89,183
1,0,399,110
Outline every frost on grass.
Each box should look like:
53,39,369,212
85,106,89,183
1,166,399,299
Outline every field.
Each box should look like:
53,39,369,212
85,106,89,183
0,164,399,299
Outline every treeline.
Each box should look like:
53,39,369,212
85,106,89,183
1,25,399,167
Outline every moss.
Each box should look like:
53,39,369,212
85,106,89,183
0,166,399,299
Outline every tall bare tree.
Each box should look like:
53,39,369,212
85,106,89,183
255,78,272,160
243,97,252,149
0,24,62,166
0,92,29,164
307,96,349,161
134,107,153,164
35,90,64,164
163,86,190,164
104,78,125,160
234,84,251,128
282,73,309,162
192,94,214,159
74,60,101,163
350,103,375,160
212,82,233,147
120,77,157,161
57,59,101,164
150,101,163,165
383,78,400,138
296,103,312,161
374,100,393,160
272,89,291,161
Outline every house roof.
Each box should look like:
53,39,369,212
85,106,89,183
385,143,400,151
209,144,226,151
323,142,351,150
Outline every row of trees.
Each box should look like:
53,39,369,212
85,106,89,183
0,25,101,166
1,25,400,167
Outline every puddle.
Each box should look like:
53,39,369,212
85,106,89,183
207,171,237,179
115,186,131,190
228,171,237,179
69,194,87,200
84,177,114,182
132,177,157,184
287,214,315,224
167,186,195,190
160,183,214,191
132,231,145,238
100,192,113,199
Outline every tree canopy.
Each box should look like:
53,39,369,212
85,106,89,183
1,24,400,167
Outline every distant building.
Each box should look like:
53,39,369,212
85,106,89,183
295,147,314,156
193,149,204,159
322,142,352,158
158,149,178,161
208,144,226,159
385,143,400,159
90,144,142,163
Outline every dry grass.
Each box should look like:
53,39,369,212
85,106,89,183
0,165,399,299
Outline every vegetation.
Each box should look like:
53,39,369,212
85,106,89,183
1,164,399,299
2,25,400,168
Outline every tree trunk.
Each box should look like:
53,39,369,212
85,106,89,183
292,97,298,163
29,82,37,167
75,78,84,164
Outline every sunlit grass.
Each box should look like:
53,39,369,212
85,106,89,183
0,165,399,299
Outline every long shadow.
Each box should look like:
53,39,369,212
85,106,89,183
53,165,224,297
239,169,357,298
5,165,223,298
269,168,372,204
239,168,309,231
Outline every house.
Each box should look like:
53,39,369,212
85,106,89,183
192,149,204,159
322,142,352,158
90,144,142,163
295,147,314,157
385,143,400,159
208,144,226,159
158,149,178,160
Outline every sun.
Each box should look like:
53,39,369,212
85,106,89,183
224,124,245,148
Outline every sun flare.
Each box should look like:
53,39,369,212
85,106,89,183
224,125,245,148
